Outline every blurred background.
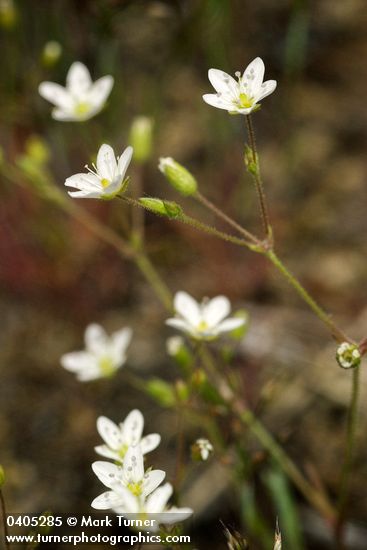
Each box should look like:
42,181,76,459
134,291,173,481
1,0,367,548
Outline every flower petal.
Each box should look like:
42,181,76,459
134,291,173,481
66,62,92,97
122,409,144,446
111,327,132,363
216,317,245,334
174,291,201,326
165,318,192,334
242,57,265,96
202,93,234,111
117,146,133,179
94,445,121,462
91,490,125,510
64,173,101,192
97,416,123,450
146,482,173,513
142,469,166,498
202,296,231,327
158,507,193,524
60,351,92,372
96,144,117,181
87,75,114,107
140,433,161,454
208,69,238,96
84,324,108,356
39,82,74,110
123,445,144,483
92,461,123,490
253,79,277,103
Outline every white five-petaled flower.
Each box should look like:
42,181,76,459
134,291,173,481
39,61,114,121
166,291,245,341
92,445,165,503
60,323,132,382
95,410,161,462
65,143,133,199
203,57,276,115
92,480,192,532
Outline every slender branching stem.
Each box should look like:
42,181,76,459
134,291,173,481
195,190,261,247
0,489,10,550
265,250,352,344
336,365,361,540
245,114,272,239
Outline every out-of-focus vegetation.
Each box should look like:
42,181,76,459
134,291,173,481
1,1,367,548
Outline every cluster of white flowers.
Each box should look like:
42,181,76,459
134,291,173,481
91,410,192,531
51,56,275,533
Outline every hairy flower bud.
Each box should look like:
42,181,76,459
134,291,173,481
42,41,62,67
139,197,183,218
191,438,213,461
336,342,361,369
158,157,197,196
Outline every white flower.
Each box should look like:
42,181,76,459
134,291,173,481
166,291,245,341
92,445,165,503
38,61,114,121
92,481,192,532
60,323,132,382
203,57,276,115
95,409,161,462
64,143,133,199
192,438,213,461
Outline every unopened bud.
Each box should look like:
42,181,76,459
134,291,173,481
139,197,183,218
166,336,193,371
175,379,189,403
336,342,361,369
129,116,153,163
145,378,176,407
244,145,259,176
158,157,197,196
25,135,50,165
0,0,17,28
42,41,62,67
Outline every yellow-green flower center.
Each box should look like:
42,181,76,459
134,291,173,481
127,481,143,497
197,320,209,332
98,356,115,377
74,102,91,116
101,178,110,188
238,93,253,109
118,444,129,459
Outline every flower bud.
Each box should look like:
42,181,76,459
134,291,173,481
0,0,17,29
0,465,5,487
244,145,259,176
145,378,176,407
42,41,62,67
158,157,197,196
191,438,213,461
175,379,190,403
166,336,193,371
139,197,183,218
25,135,50,165
129,117,153,163
336,342,361,369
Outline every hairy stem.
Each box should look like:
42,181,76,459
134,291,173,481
0,490,10,550
266,250,351,343
245,114,272,239
336,365,361,541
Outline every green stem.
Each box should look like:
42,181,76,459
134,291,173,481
134,252,172,311
0,489,10,550
336,365,361,537
245,114,272,239
195,190,261,247
180,214,253,249
266,250,351,343
237,406,335,523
